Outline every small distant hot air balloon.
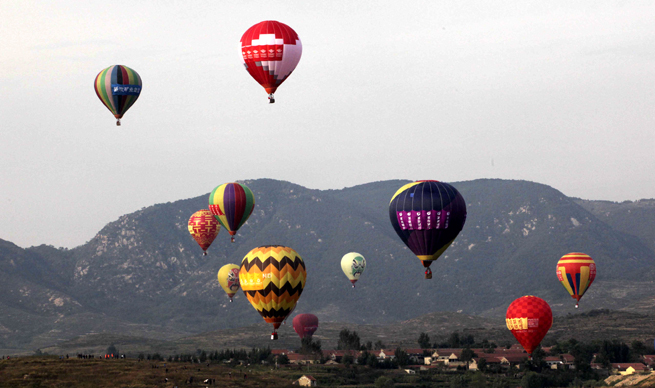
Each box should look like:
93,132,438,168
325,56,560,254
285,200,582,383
240,20,302,103
389,180,467,279
188,210,220,255
218,264,240,302
292,314,319,340
208,183,255,242
506,296,552,355
239,245,306,340
341,252,366,288
94,65,142,125
556,253,596,308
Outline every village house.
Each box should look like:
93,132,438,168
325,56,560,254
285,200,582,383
544,353,575,370
545,356,562,369
287,353,320,365
590,363,611,376
376,349,397,362
611,363,649,376
468,355,503,371
323,350,359,363
404,348,428,365
560,353,575,368
642,355,655,368
428,349,463,365
496,353,529,369
294,375,317,387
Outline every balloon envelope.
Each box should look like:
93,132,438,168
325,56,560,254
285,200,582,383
218,264,240,301
208,183,255,242
240,20,302,102
341,252,366,286
188,209,220,254
506,296,552,355
556,252,596,307
388,180,467,278
239,245,306,339
292,313,319,339
94,65,142,125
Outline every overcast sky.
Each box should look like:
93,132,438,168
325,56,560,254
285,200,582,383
1,1,654,249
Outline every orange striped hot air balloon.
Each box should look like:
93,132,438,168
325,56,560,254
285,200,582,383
239,245,306,340
556,252,596,308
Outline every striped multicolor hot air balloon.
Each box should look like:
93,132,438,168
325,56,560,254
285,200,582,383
94,65,142,126
556,252,596,308
240,20,302,103
389,180,467,279
188,209,220,255
208,183,255,242
239,245,306,340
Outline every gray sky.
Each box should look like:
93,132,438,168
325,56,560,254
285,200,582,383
2,1,654,249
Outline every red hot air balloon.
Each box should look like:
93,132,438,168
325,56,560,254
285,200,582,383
292,314,319,340
188,210,220,255
506,296,552,355
240,20,302,103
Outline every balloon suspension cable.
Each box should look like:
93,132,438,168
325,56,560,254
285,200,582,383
116,119,121,126
268,94,275,103
231,237,235,243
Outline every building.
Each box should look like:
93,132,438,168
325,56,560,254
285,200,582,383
642,355,655,367
611,363,648,375
295,375,317,387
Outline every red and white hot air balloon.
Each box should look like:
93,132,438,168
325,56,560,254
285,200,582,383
240,20,302,103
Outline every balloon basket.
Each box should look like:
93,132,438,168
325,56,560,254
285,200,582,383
352,284,355,288
425,268,432,279
268,94,275,103
575,304,579,309
116,119,121,126
271,332,278,340
203,252,207,256
231,237,235,243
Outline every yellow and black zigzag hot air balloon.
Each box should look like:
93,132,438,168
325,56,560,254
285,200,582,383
239,245,306,340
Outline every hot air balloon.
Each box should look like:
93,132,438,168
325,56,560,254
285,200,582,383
506,296,552,355
239,245,306,340
341,252,366,288
208,183,255,242
94,65,142,125
240,20,302,103
218,264,240,302
188,209,220,255
292,314,318,340
388,180,467,279
556,253,596,308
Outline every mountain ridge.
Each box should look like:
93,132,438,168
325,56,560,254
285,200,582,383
1,178,654,352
